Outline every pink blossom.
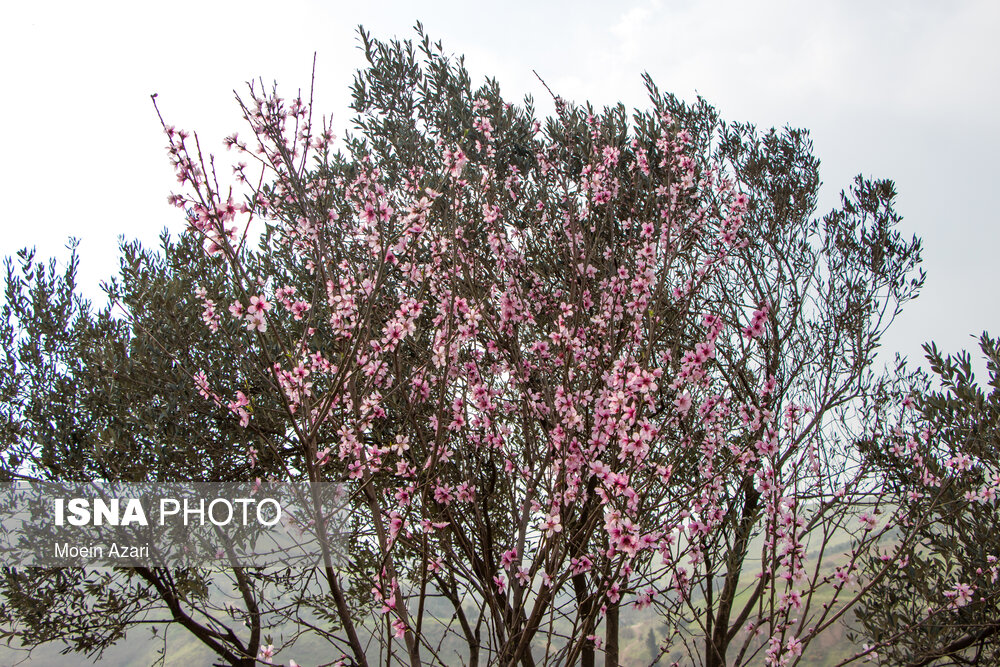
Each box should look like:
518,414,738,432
433,484,454,506
500,549,518,570
540,511,563,536
859,512,878,532
193,371,212,400
944,582,976,608
743,303,770,339
244,310,267,332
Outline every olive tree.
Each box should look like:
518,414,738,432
855,335,1000,666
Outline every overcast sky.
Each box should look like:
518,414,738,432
2,0,997,376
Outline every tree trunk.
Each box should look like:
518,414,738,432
605,599,619,667
573,573,595,667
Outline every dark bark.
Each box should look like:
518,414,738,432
574,572,596,667
605,599,620,667
135,568,251,666
906,621,1000,667
706,485,760,667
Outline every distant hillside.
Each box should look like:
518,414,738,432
0,595,864,666
1,529,876,666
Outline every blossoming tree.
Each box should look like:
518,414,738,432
1,26,979,667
